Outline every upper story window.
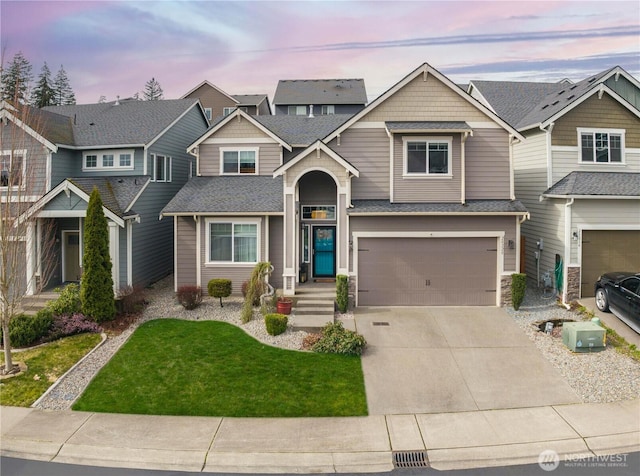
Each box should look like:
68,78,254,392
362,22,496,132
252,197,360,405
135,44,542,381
220,147,258,175
152,154,171,182
223,106,248,116
0,149,25,188
403,137,452,176
206,218,260,264
579,129,624,163
83,150,135,171
321,105,335,115
204,108,212,120
288,105,306,116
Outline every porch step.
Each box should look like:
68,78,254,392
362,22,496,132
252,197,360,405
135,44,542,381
295,306,334,315
19,292,59,315
292,314,334,333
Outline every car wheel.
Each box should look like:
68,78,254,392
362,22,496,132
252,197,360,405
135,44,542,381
595,287,609,312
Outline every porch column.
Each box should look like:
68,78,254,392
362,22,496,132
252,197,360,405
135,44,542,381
282,186,296,295
336,190,349,276
108,221,119,294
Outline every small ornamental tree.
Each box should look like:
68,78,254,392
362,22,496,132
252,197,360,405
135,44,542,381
81,188,116,322
208,279,232,307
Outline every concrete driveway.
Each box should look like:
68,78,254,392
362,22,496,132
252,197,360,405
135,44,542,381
355,307,581,415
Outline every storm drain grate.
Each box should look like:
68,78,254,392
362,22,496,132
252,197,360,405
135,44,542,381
393,450,429,468
372,322,390,326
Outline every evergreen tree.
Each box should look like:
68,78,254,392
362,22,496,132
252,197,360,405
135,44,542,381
31,62,56,107
1,51,33,103
81,188,116,322
52,65,76,105
143,77,164,101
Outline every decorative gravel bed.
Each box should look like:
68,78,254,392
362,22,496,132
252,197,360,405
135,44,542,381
35,276,639,411
505,284,640,404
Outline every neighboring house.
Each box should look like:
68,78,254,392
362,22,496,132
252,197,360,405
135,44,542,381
181,80,271,120
469,66,640,302
163,63,528,307
273,79,367,116
1,98,209,296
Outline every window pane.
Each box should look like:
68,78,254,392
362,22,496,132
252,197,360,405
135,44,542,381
580,134,594,162
9,155,23,185
407,142,427,173
595,133,609,162
103,154,114,167
234,224,257,262
86,155,97,167
239,151,255,173
610,135,622,162
120,153,131,167
223,151,238,173
0,154,9,186
211,223,232,261
428,143,448,173
155,155,165,180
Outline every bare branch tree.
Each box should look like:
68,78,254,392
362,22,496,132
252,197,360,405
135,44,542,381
1,86,57,374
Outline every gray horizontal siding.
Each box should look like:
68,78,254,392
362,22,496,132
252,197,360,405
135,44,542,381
176,216,197,288
268,216,284,290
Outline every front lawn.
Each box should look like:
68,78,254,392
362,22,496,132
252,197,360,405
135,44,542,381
73,319,368,417
0,333,102,407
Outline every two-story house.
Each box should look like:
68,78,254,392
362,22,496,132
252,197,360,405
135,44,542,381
1,98,209,297
163,63,528,310
181,80,271,121
273,79,367,116
469,66,640,302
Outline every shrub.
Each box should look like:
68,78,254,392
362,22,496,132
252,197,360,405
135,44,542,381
208,279,232,307
177,285,203,310
242,262,271,323
312,321,366,356
265,313,288,336
117,285,147,315
336,275,349,313
0,313,53,348
511,273,527,311
48,283,82,316
302,333,322,350
48,313,102,341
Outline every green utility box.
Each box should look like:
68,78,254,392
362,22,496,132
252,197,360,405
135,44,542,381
562,321,606,352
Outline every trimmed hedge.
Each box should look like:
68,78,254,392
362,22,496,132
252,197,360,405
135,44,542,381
208,279,232,307
511,273,527,310
265,313,288,336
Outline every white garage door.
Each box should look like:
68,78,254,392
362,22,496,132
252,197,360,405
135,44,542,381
357,237,498,306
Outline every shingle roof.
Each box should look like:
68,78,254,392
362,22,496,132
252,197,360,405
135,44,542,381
273,79,367,105
469,80,563,127
348,200,528,214
232,94,268,106
253,114,352,145
543,171,640,197
68,176,149,217
42,99,199,147
162,176,283,214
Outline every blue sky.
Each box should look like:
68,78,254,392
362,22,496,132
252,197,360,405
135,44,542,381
1,0,639,103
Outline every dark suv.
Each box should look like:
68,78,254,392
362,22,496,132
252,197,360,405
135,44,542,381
595,272,640,334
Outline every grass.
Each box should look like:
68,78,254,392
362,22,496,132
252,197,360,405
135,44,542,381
73,319,368,417
0,333,102,407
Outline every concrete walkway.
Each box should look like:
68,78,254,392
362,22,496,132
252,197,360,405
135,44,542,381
1,401,639,472
356,307,580,415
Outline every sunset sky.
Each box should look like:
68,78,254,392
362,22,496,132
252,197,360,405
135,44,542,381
1,0,639,104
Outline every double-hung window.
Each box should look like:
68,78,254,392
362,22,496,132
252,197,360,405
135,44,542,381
321,105,335,115
220,148,258,175
404,137,452,176
83,150,134,170
288,105,306,116
579,129,624,163
152,154,171,182
0,149,25,188
208,219,259,264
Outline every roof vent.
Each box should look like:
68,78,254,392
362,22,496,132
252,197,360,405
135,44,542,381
308,105,314,118
115,95,120,105
552,100,559,106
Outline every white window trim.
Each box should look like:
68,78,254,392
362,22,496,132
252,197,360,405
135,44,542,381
205,217,261,265
301,205,336,220
402,136,453,177
321,105,335,115
151,153,172,182
204,107,212,120
82,149,135,171
0,148,26,189
288,105,306,116
219,147,259,175
577,128,625,164
223,107,235,116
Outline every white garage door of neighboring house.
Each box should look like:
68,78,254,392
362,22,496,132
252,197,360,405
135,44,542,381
357,237,498,306
581,230,640,298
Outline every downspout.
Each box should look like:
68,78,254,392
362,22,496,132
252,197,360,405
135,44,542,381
562,198,574,308
515,212,530,274
385,126,394,203
540,122,554,189
461,131,471,204
509,135,517,200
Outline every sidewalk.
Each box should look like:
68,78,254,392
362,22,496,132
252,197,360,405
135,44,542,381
2,400,639,472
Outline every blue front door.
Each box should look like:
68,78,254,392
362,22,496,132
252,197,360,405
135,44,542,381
313,226,335,277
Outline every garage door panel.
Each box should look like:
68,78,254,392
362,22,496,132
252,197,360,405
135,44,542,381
581,230,640,297
358,237,497,306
